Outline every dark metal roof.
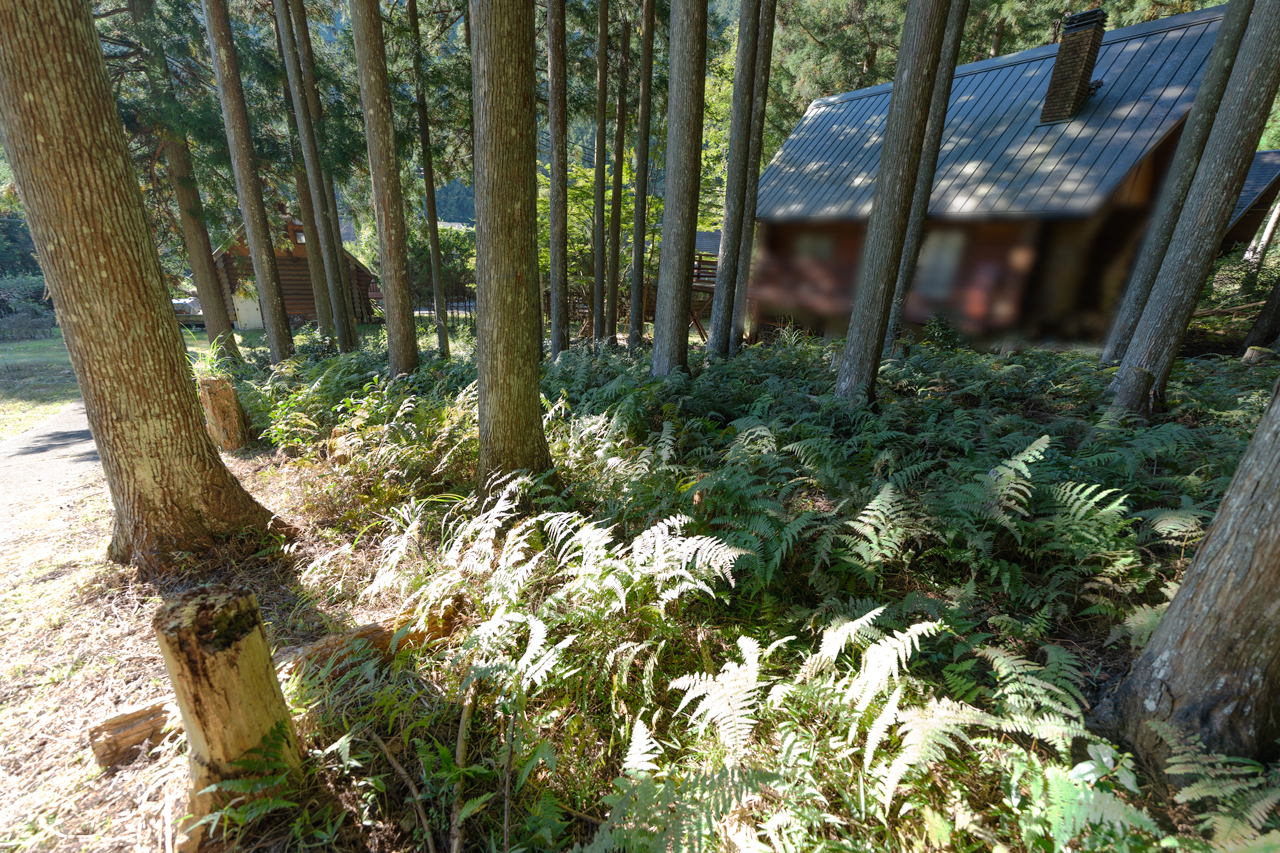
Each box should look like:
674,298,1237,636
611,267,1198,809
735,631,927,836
756,5,1225,221
694,230,722,255
1227,151,1280,229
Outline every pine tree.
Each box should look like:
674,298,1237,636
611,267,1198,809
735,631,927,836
593,0,610,343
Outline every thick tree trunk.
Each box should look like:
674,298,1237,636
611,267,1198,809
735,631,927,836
273,0,342,343
202,0,293,363
154,587,301,848
1242,273,1280,352
729,0,778,353
834,0,952,403
1110,0,1280,415
651,0,709,377
706,0,761,359
1108,380,1280,763
408,0,450,359
1241,199,1280,295
1101,0,1254,367
0,0,273,567
351,0,419,377
471,0,555,484
593,0,609,343
127,0,242,363
294,165,334,338
289,0,357,350
628,0,657,354
606,20,630,345
548,0,571,358
882,0,969,355
988,16,1003,58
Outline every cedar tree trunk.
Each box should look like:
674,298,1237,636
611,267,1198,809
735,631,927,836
1109,380,1280,762
606,20,630,345
273,0,339,342
1240,198,1280,299
408,0,450,358
0,0,273,567
706,0,761,359
471,0,555,484
883,0,969,355
202,0,293,363
549,0,571,357
628,0,657,354
351,0,419,377
593,0,609,342
290,0,358,350
729,0,778,353
1101,0,1254,366
294,166,334,338
128,0,241,362
1110,0,1280,418
834,0,952,403
651,0,709,377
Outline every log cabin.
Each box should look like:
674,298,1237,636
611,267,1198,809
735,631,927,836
749,4,1276,341
211,214,383,330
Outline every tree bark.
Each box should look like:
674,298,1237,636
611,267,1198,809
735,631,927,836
834,0,952,403
202,0,293,363
593,0,609,343
1101,0,1255,367
1108,378,1280,764
628,0,657,355
408,0,450,359
350,0,419,377
548,0,571,358
127,0,242,362
651,0,709,377
706,0,761,359
882,0,970,355
606,20,630,345
1110,0,1280,415
294,163,334,338
289,0,358,351
471,0,555,484
0,0,274,567
1242,270,1280,352
988,16,1003,58
154,586,301,849
273,0,339,342
1241,198,1280,295
729,0,778,354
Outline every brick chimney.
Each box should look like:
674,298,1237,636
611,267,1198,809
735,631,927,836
1040,9,1107,124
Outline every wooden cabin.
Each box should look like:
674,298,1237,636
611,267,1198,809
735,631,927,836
212,215,383,330
750,5,1260,341
1221,151,1280,252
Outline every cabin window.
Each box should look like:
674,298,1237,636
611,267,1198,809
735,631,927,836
914,229,966,300
794,232,834,261
295,232,305,243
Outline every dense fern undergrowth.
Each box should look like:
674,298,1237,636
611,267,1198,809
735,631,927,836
207,322,1280,852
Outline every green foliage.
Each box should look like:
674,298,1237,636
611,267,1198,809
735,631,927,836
0,276,54,341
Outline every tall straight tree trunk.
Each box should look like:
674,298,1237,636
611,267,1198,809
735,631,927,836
882,0,969,355
706,0,761,359
593,0,609,343
203,0,293,363
470,0,554,484
606,20,630,345
350,0,420,377
1110,1,1280,418
1107,385,1280,764
291,0,358,350
548,0,571,357
988,16,1003,57
0,0,272,567
651,0,709,377
1238,201,1280,349
407,0,449,358
1101,0,1255,366
294,167,334,337
834,0,951,403
273,0,341,343
729,0,778,353
128,0,241,362
628,0,657,354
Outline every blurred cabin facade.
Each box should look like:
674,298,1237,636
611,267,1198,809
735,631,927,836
750,5,1280,341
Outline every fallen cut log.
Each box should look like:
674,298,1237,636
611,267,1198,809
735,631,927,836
197,375,249,451
88,701,179,768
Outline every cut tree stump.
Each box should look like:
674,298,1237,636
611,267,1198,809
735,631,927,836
1242,346,1277,365
197,376,249,451
154,585,301,850
88,701,179,768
